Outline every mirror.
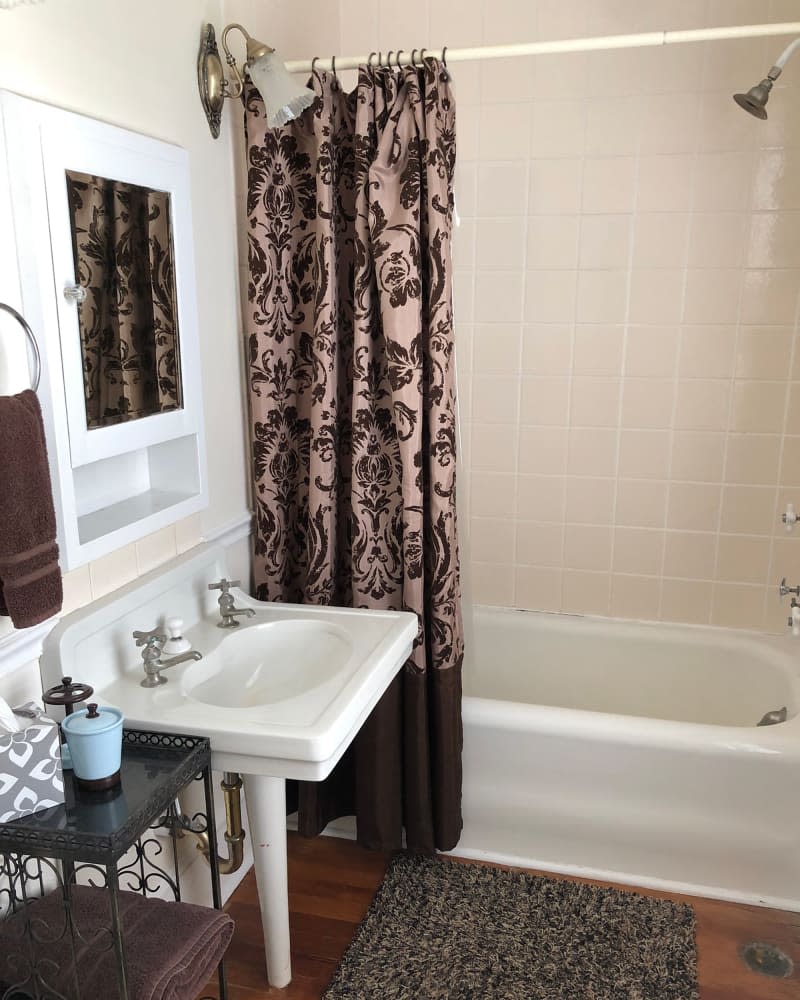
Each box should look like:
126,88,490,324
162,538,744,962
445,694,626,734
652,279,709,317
65,169,183,429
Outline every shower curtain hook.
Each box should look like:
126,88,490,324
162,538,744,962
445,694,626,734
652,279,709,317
410,48,418,67
378,51,383,66
441,45,449,77
419,48,427,65
386,50,394,69
331,55,338,88
396,49,404,69
368,51,377,68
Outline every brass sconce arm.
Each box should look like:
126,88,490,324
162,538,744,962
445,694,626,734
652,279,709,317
220,22,275,101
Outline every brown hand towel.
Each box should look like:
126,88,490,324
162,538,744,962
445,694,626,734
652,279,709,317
0,884,234,1000
0,389,62,628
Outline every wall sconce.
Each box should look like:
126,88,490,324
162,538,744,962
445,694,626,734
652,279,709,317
197,23,315,137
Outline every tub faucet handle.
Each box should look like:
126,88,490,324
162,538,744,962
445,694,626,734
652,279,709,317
778,577,800,600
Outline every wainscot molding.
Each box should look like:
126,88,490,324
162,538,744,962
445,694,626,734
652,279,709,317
203,510,253,548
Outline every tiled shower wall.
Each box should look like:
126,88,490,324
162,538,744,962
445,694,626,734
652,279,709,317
239,0,800,634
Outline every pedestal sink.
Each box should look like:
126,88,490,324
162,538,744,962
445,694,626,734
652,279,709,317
40,544,417,989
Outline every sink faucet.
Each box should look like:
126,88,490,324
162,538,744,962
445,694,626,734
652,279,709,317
778,578,800,636
208,578,256,629
134,628,202,688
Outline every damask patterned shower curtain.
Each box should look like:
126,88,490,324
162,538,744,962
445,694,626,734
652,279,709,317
244,60,463,852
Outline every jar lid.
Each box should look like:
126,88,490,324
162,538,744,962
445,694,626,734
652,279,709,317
61,703,123,736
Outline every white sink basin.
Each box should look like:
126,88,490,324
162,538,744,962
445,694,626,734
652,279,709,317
182,620,353,709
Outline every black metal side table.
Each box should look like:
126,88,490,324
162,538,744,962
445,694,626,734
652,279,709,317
0,729,228,1000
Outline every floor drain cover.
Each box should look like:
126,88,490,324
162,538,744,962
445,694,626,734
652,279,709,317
741,942,794,978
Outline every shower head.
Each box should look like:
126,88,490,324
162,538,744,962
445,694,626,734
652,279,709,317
733,36,800,120
733,77,773,119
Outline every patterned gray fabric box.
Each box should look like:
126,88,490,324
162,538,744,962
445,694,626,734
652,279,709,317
0,702,64,823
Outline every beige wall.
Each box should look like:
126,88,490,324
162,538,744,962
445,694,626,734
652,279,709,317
0,0,251,696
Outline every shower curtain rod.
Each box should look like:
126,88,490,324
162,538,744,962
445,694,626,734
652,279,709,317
284,21,800,73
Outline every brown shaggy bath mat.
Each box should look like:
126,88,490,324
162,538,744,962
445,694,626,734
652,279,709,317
324,854,698,999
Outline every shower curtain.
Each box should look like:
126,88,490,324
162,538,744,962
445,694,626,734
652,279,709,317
244,59,463,852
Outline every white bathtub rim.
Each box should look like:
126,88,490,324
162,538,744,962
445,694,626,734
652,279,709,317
462,693,800,758
443,844,800,913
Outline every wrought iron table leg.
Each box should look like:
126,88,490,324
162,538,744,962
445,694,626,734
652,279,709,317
107,866,129,1000
202,765,228,1000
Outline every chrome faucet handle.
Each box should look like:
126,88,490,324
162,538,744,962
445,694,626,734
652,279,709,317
779,577,800,600
208,578,240,593
133,628,167,648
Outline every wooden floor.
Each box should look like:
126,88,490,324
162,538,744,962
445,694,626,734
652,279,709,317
202,832,800,999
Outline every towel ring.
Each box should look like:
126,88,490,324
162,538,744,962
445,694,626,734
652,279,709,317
0,302,41,392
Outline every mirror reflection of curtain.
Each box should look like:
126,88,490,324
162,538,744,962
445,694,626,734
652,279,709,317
65,170,182,429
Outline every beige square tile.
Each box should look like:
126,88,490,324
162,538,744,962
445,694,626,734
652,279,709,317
519,426,568,476
741,270,800,325
661,579,713,625
480,56,535,103
517,475,565,522
786,383,800,428
563,524,613,572
537,0,590,41
481,0,537,43
736,327,793,379
457,105,480,160
533,52,589,100
455,162,478,217
711,583,766,630
475,271,524,324
528,159,583,214
610,574,661,622
663,531,717,580
573,325,625,376
61,566,92,616
717,535,771,585
471,471,517,518
725,433,781,485
477,162,529,217
678,327,737,379
567,427,618,478
476,218,526,269
586,48,647,94
582,158,636,214
472,324,521,373
429,0,481,52
576,270,628,324
683,270,742,324
674,380,731,431
585,97,641,156
667,482,722,532
670,431,726,483
135,526,177,577
731,382,787,433
531,100,586,158
697,91,757,153
516,521,564,567
453,271,475,323
748,212,800,269
689,213,748,269
579,215,631,269
479,103,532,160
526,216,580,269
470,424,518,472
469,517,516,564
520,376,570,426
624,326,679,377
521,325,572,374
524,270,577,323
693,152,754,211
89,545,138,600
618,429,671,479
613,527,664,576
752,149,800,211
565,477,616,525
632,214,689,269
615,479,668,529
639,93,699,154
514,565,562,612
570,378,620,428
637,154,694,212
720,485,776,535
174,513,204,555
471,562,515,607
472,374,520,423
628,269,684,325
562,570,611,616
621,379,674,429
640,41,705,95
780,437,800,486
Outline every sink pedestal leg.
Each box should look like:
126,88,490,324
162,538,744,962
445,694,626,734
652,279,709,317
242,774,291,988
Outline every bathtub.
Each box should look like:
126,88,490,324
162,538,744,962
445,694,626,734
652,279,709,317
456,606,800,910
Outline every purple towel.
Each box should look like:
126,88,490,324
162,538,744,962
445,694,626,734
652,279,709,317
0,884,234,1000
0,389,62,628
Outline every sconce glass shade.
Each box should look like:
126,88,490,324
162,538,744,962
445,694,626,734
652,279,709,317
247,50,315,128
